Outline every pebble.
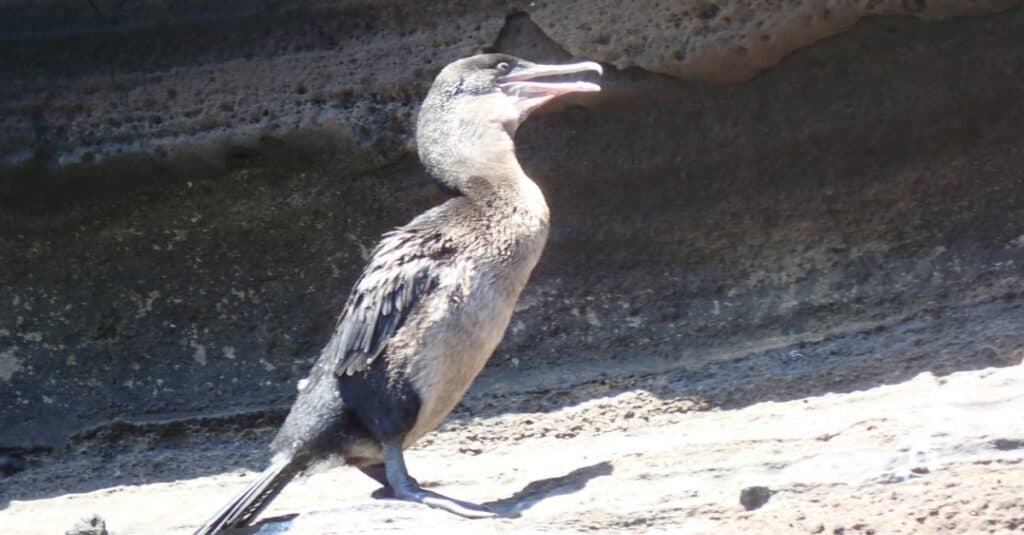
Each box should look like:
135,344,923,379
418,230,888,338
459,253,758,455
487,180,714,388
740,485,772,510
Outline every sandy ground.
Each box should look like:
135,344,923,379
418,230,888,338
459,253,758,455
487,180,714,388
3,318,1023,534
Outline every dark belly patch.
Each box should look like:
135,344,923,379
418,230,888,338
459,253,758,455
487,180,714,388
339,354,422,444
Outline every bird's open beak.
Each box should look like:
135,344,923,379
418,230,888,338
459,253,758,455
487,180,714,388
498,60,603,117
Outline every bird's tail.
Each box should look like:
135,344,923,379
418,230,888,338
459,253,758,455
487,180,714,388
194,455,301,535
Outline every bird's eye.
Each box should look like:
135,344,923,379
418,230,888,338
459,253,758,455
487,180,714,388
495,61,512,74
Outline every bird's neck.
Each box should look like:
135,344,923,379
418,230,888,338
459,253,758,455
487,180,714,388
475,160,549,224
420,126,549,223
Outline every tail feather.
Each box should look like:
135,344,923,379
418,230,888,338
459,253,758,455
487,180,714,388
194,456,300,535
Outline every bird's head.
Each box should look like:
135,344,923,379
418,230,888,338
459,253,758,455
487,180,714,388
416,54,602,192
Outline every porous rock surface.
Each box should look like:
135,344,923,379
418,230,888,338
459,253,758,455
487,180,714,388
0,1,508,176
531,0,1022,82
0,1,1018,177
1,0,1023,449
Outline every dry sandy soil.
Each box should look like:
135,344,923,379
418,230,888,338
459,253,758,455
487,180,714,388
3,302,1023,534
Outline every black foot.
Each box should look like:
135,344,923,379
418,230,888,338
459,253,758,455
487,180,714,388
391,485,497,519
380,440,496,519
361,464,420,498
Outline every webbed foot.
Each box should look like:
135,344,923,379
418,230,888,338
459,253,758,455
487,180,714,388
381,440,497,519
390,484,497,519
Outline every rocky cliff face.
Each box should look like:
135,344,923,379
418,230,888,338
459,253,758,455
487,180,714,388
2,1,1017,174
1,0,1022,458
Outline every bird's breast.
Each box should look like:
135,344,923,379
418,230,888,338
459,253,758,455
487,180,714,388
401,221,547,446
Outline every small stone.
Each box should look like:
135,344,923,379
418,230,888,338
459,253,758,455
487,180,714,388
740,485,771,510
65,514,108,535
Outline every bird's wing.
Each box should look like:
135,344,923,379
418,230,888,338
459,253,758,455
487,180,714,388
322,227,457,377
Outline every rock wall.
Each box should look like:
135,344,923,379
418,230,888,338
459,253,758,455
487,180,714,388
1,0,1016,184
1,1,1023,450
531,0,1021,81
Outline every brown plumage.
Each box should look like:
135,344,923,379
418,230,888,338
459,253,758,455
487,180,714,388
195,53,602,534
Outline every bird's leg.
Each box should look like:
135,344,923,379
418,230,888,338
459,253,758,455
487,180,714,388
381,440,496,519
359,464,393,498
359,463,419,498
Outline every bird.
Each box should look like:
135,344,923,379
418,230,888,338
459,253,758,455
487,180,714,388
194,53,602,533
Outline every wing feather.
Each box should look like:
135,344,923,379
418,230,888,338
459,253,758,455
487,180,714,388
322,227,456,377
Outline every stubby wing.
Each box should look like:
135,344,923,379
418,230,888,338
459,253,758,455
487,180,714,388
323,228,456,377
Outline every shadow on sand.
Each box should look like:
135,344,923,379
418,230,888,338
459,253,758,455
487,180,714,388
238,461,614,533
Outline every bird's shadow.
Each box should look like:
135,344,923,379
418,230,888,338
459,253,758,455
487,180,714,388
482,460,613,517
245,460,613,532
